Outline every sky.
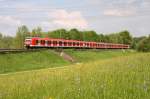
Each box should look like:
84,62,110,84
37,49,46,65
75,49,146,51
0,0,150,37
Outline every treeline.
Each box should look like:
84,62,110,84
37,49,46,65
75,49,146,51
0,25,150,52
133,36,150,52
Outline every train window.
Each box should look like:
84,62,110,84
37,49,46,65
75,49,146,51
90,43,93,46
87,43,89,46
41,40,45,44
53,41,57,45
77,42,79,46
35,40,38,44
53,41,55,44
59,41,62,44
59,41,62,45
68,42,72,46
64,42,67,45
73,42,76,46
48,41,51,44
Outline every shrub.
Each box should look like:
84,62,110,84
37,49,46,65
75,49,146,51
137,36,150,52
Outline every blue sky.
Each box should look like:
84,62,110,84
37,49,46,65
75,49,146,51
0,0,150,37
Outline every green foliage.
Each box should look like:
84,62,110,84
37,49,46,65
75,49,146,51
0,33,2,38
47,29,69,39
119,30,133,44
31,26,42,37
69,29,83,40
104,30,133,44
131,36,146,49
0,52,150,99
137,36,150,52
105,33,121,43
82,31,99,42
14,25,29,48
99,34,106,42
47,29,100,42
0,33,14,48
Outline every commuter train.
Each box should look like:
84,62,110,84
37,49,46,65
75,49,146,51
24,37,130,49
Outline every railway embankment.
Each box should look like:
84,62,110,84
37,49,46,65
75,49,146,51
0,50,70,74
0,49,136,74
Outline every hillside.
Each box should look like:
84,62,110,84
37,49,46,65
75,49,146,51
0,50,136,74
0,50,70,74
0,52,150,99
66,49,136,62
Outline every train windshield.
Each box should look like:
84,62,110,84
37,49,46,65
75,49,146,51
25,39,31,45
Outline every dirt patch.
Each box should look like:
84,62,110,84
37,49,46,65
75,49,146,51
52,50,76,63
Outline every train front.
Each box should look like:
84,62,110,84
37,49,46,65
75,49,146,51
24,37,32,48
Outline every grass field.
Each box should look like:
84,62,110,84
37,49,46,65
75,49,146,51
66,49,137,62
0,50,70,74
0,49,136,74
0,52,150,99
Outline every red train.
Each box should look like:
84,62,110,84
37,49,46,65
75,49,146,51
24,37,130,49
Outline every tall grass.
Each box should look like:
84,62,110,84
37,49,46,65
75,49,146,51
0,53,149,99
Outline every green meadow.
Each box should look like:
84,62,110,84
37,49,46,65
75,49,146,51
0,50,135,74
0,50,70,74
0,50,150,99
66,49,136,62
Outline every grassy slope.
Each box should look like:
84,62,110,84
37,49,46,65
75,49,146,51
66,49,136,62
0,49,136,74
0,53,150,99
0,50,70,74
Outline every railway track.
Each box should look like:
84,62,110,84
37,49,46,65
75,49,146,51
0,48,42,54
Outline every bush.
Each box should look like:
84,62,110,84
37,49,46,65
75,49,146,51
137,36,150,52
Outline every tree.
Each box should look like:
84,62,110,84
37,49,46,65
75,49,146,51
31,29,36,37
19,25,29,37
131,36,146,49
0,33,3,48
47,29,70,39
14,25,29,48
0,33,2,39
137,36,150,52
36,27,42,37
119,30,132,44
2,36,14,48
106,33,121,43
31,27,42,37
82,31,99,42
0,33,14,48
99,34,106,42
103,30,132,44
69,28,83,40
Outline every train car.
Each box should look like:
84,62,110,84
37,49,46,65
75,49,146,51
24,37,130,49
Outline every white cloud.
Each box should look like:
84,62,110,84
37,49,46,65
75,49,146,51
0,16,21,26
41,9,88,30
142,0,150,8
18,5,45,12
104,9,136,17
0,16,22,35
